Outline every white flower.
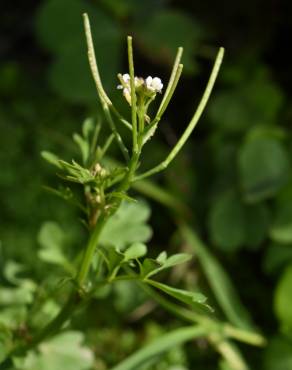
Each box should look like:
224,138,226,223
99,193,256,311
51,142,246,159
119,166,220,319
117,73,130,89
122,73,130,83
145,76,163,93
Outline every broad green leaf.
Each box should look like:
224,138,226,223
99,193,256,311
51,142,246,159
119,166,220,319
0,306,27,328
208,90,255,133
113,281,147,314
4,261,30,286
140,258,161,278
36,0,85,53
274,264,292,330
147,280,210,312
156,251,167,264
36,0,123,103
37,222,74,274
138,10,204,74
124,243,147,261
244,203,270,249
145,253,192,278
101,246,124,275
20,331,94,370
0,325,12,362
181,225,254,330
158,253,191,269
209,77,283,133
110,326,207,370
238,137,290,202
263,335,292,370
100,200,152,249
270,203,292,244
263,243,292,274
208,191,246,251
241,78,284,124
0,261,36,309
0,287,34,305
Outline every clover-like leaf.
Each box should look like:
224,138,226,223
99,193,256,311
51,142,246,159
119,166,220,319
238,137,290,202
37,222,75,274
138,10,203,74
20,331,94,370
123,243,147,262
100,200,152,249
208,191,246,251
264,335,292,370
36,0,123,103
270,202,292,244
274,264,292,330
144,253,192,279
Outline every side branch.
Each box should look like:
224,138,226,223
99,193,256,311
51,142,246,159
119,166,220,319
134,47,225,182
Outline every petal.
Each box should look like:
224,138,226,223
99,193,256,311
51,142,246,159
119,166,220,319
122,73,130,82
145,76,153,87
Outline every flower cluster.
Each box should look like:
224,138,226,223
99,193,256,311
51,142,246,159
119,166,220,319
117,73,163,104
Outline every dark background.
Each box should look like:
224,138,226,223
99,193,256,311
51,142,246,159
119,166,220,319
1,0,292,369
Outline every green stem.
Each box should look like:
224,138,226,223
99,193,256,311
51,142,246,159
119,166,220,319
76,213,108,286
83,13,129,161
110,325,207,370
127,36,138,153
134,47,224,181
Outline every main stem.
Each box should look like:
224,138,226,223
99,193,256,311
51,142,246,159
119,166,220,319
76,213,108,286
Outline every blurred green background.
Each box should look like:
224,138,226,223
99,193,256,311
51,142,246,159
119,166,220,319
1,0,292,369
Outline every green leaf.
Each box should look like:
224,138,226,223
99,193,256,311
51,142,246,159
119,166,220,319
138,10,203,74
110,326,207,370
238,137,290,202
37,222,75,274
156,251,167,264
181,225,254,330
36,0,123,103
209,76,284,133
113,281,147,314
263,243,292,275
100,200,152,249
244,203,270,249
101,246,124,275
124,243,147,261
140,258,161,278
82,117,95,139
145,253,192,278
59,160,95,184
208,191,246,251
4,261,29,286
147,280,211,312
274,264,292,330
73,133,89,166
270,202,292,244
0,287,34,306
20,331,94,370
208,90,254,133
41,151,62,169
0,325,12,362
263,335,292,370
0,261,37,307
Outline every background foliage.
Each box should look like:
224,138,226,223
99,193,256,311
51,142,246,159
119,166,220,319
1,0,292,369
